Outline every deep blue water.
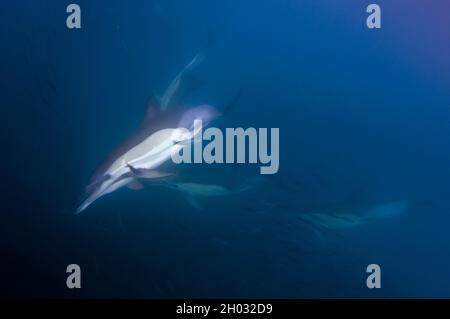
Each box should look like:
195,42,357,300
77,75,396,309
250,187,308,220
1,0,450,298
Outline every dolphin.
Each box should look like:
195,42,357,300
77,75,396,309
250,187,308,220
157,52,206,112
296,200,409,231
159,177,258,209
162,182,237,210
76,103,220,213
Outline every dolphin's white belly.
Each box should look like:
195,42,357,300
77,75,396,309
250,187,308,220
97,128,188,198
106,128,188,177
91,128,189,203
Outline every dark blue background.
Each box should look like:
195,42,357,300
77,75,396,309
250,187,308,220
1,0,450,298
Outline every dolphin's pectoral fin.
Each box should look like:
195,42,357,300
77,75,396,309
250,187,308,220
127,180,144,191
127,164,174,180
185,195,203,210
127,164,141,175
173,129,199,146
173,135,193,146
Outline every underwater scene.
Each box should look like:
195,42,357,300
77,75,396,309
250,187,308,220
1,0,450,298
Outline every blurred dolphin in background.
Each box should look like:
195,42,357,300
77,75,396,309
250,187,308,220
159,178,258,209
296,200,409,232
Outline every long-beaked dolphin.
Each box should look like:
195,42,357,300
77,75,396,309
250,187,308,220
165,182,234,209
158,176,260,209
76,103,220,214
296,200,408,231
157,52,206,112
